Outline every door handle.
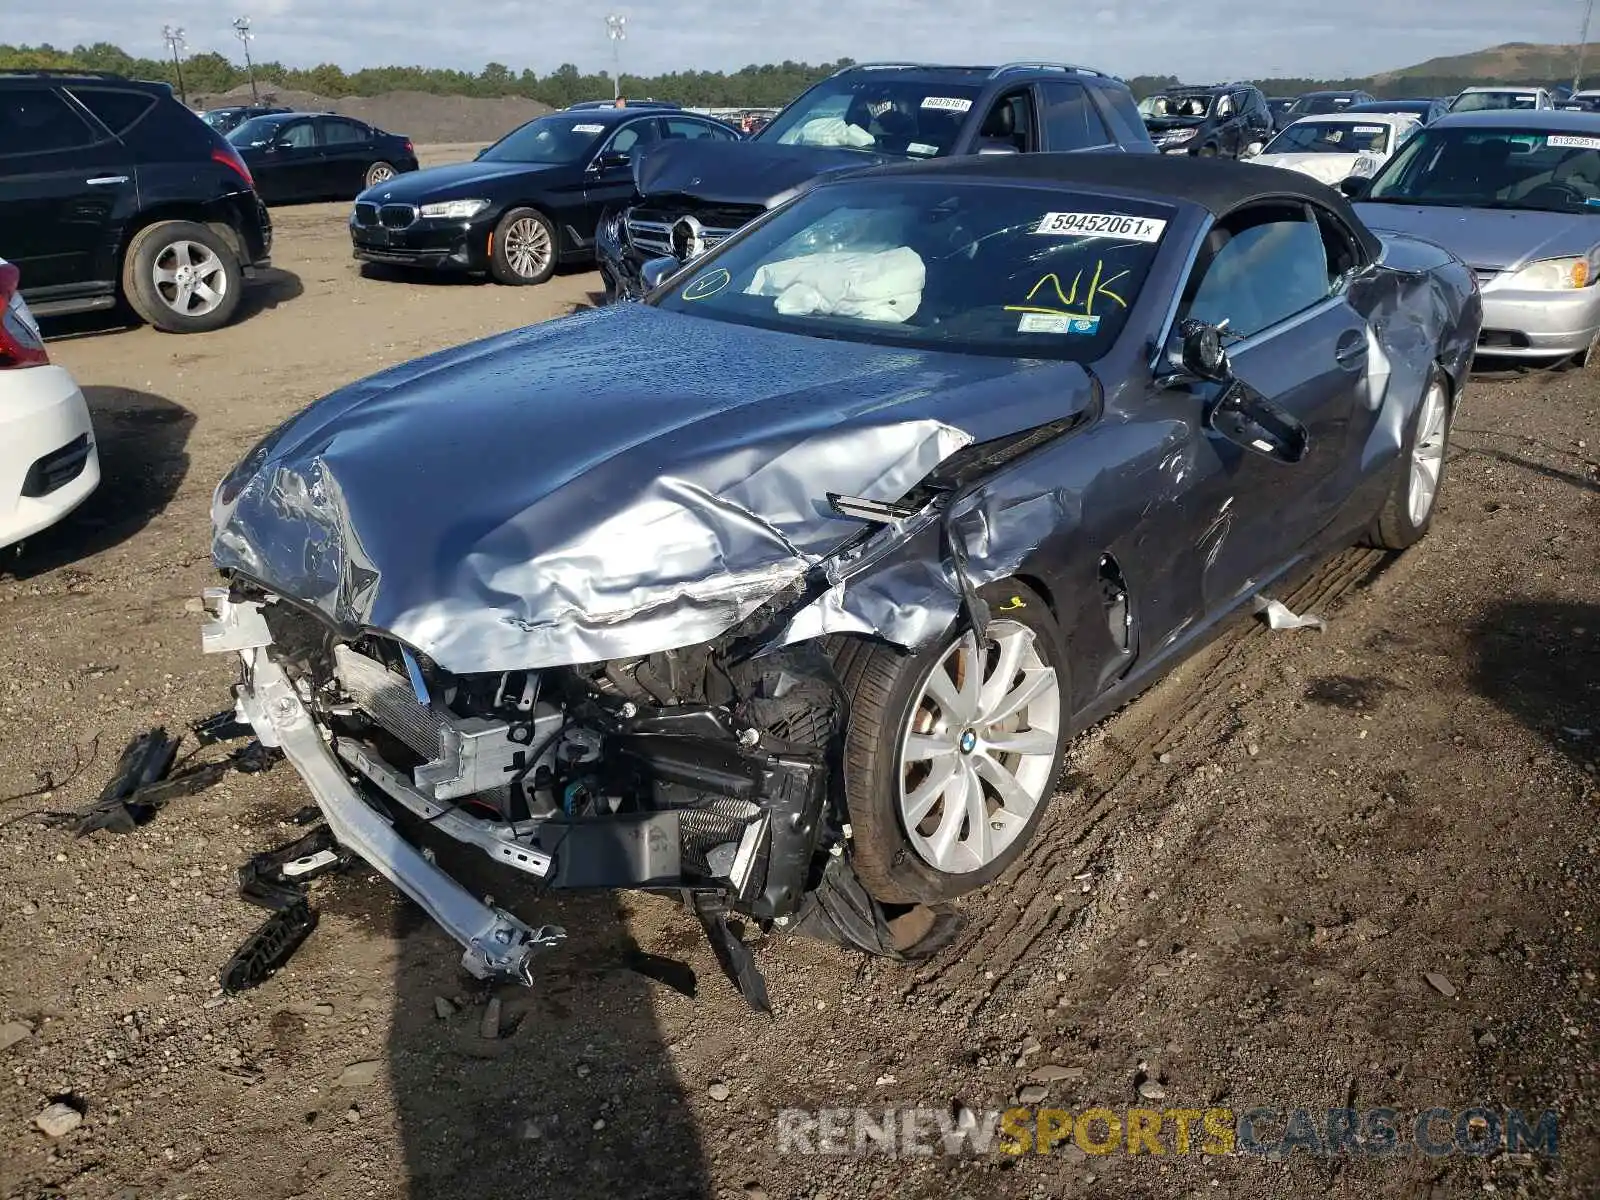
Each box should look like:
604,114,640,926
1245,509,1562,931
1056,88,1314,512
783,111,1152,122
85,175,129,185
1334,333,1368,368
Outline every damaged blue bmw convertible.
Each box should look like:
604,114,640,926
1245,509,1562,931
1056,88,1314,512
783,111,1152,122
200,155,1480,1006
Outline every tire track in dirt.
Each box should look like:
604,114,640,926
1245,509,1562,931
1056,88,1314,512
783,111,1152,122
911,544,1391,1017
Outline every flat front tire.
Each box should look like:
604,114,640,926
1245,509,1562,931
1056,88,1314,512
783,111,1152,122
830,581,1071,905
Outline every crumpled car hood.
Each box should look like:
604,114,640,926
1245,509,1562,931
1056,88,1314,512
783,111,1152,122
1354,202,1600,271
212,303,1090,674
635,137,890,207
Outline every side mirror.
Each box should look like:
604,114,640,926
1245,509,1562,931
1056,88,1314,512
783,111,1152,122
1339,175,1372,199
976,139,1021,156
1178,318,1231,382
1241,141,1264,159
592,150,633,172
640,256,680,291
1206,380,1310,464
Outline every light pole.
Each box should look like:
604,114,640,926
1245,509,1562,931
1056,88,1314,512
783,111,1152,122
1576,0,1597,92
162,25,188,106
605,13,626,101
233,16,259,104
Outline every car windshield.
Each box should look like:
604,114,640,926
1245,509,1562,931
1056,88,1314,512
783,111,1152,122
1365,126,1600,213
478,114,613,163
756,78,983,158
1266,120,1395,154
652,180,1169,360
200,110,232,128
1290,95,1358,116
1143,94,1213,120
1450,91,1541,112
228,115,286,146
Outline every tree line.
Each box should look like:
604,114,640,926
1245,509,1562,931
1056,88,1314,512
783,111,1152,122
0,41,1569,108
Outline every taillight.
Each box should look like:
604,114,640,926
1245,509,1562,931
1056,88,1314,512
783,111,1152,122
0,262,49,369
212,144,255,189
404,139,414,155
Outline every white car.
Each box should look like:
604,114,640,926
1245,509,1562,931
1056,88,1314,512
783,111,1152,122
0,259,99,551
1244,112,1422,186
1448,86,1555,113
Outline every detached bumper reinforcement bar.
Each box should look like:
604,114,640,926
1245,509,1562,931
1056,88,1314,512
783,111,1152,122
202,592,565,983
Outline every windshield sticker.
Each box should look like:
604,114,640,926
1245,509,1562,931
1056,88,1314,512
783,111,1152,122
1354,125,1385,134
571,123,606,134
921,96,973,112
1548,134,1600,150
1034,212,1167,242
1017,312,1101,335
907,141,939,156
681,268,730,301
1005,262,1130,325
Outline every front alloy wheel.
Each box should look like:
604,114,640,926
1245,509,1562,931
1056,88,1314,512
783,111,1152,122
898,622,1062,874
1368,368,1453,550
490,207,557,285
829,580,1071,905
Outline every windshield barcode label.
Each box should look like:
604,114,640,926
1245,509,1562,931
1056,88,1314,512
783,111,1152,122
921,96,973,112
1548,134,1600,149
1034,212,1167,242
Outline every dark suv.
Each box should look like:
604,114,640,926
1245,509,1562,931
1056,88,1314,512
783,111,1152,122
597,61,1156,299
0,70,272,334
1139,83,1274,157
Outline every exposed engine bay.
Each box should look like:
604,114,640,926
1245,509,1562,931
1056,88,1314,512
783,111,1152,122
202,579,961,1008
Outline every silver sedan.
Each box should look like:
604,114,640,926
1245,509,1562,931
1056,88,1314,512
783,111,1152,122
1347,109,1600,363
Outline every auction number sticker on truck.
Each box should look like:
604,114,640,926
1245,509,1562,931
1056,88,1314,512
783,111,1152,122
921,96,973,112
571,123,607,134
1548,134,1600,149
1034,212,1168,242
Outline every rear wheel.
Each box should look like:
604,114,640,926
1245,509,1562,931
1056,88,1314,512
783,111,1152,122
831,581,1070,905
490,207,557,285
121,220,243,334
1367,368,1452,550
365,160,397,188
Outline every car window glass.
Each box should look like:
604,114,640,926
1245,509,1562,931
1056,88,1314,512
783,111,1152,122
1039,82,1111,150
0,87,97,155
607,120,658,155
663,117,729,142
977,91,1034,152
68,87,155,135
321,119,369,145
1099,86,1149,144
1182,207,1332,339
279,121,316,149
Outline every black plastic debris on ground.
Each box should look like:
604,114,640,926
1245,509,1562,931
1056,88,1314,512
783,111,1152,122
51,711,283,837
221,824,353,993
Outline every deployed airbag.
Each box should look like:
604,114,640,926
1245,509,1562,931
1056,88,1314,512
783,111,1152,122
746,247,925,323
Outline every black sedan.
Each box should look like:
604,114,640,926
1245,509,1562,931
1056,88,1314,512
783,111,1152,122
347,106,740,284
199,104,292,135
227,111,417,204
205,154,1479,1000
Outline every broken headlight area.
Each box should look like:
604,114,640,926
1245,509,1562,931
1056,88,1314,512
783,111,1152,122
203,581,959,1007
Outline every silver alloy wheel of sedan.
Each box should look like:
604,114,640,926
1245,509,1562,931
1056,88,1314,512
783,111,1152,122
151,240,228,318
1407,377,1449,526
366,162,396,186
898,620,1062,875
504,216,553,280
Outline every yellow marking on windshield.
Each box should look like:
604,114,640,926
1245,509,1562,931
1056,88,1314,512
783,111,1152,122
1004,262,1131,319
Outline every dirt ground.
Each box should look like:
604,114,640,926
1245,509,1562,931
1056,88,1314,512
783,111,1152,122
1,156,1597,1200
198,87,557,145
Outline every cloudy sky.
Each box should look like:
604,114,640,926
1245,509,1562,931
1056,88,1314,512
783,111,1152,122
21,0,1594,81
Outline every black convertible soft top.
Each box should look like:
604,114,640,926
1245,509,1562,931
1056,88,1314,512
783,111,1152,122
861,152,1386,258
